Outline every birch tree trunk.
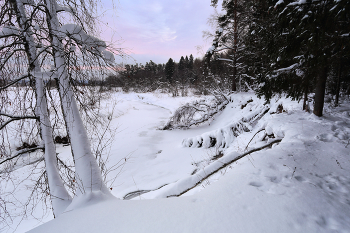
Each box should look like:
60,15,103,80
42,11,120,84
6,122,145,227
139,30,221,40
9,0,72,216
44,0,111,196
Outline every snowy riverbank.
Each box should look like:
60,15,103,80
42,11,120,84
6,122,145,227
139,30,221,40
3,91,350,232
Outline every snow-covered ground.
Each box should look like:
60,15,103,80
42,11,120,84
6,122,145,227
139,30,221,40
2,91,350,232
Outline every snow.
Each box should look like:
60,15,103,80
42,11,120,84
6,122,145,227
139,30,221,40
33,71,56,80
0,26,20,37
21,0,34,5
275,63,299,73
56,4,75,14
2,91,350,233
206,46,216,54
57,23,115,63
102,50,115,63
288,0,308,6
58,24,106,49
301,14,309,20
275,0,284,7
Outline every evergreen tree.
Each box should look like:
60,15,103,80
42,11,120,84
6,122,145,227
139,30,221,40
271,0,349,116
244,0,280,100
165,58,175,83
189,54,194,70
185,56,189,69
178,56,186,71
208,0,251,92
243,0,349,116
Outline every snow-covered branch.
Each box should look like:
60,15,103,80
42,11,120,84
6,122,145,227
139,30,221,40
217,58,234,62
56,4,75,14
274,63,299,73
163,97,229,130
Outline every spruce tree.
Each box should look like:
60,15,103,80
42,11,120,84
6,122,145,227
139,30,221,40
165,58,175,83
189,54,194,70
272,0,349,116
245,0,349,116
178,56,186,71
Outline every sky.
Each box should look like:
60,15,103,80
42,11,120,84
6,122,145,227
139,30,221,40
97,0,217,65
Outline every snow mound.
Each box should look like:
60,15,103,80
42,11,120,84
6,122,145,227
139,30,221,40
64,191,115,212
182,105,269,148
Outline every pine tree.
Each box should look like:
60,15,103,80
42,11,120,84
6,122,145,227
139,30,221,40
189,54,194,70
178,56,186,71
208,0,251,92
185,56,189,69
165,58,175,83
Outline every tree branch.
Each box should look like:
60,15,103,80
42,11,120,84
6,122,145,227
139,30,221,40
0,74,32,90
0,48,26,68
0,146,45,165
0,112,39,130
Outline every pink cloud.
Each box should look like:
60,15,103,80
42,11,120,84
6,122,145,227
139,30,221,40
98,0,214,64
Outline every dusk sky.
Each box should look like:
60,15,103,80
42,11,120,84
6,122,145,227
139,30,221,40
98,0,217,65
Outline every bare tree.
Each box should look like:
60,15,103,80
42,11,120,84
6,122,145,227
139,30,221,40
43,0,117,196
9,0,73,216
1,0,124,229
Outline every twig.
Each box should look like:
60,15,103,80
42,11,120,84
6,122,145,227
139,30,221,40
132,176,141,200
0,147,44,165
244,129,265,151
0,113,39,130
0,74,32,91
291,167,296,179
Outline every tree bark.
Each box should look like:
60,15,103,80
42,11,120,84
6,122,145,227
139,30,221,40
232,0,238,92
313,67,328,117
335,65,342,107
303,79,309,111
44,0,110,197
10,0,72,216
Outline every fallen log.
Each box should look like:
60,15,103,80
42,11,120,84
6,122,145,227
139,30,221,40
167,139,282,198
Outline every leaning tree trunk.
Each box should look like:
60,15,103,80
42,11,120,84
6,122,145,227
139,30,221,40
44,0,110,196
313,67,328,117
10,0,72,216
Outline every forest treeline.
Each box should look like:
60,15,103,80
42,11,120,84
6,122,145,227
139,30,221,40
107,54,234,97
109,0,350,117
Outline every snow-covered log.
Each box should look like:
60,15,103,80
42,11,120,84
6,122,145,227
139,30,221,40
183,105,270,149
156,139,282,198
